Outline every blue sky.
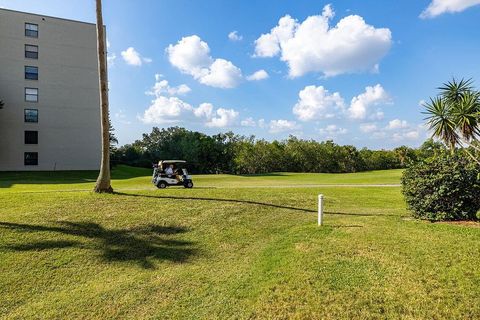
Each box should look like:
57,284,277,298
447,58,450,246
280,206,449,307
2,0,480,149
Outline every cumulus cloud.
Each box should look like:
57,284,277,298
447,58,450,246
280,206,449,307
269,119,300,133
167,35,242,88
359,123,378,133
140,96,239,127
199,59,243,88
347,84,390,120
393,130,420,141
318,124,348,136
140,96,193,124
358,120,424,143
293,85,345,121
387,119,409,130
140,76,238,127
254,4,392,77
420,0,480,18
206,108,239,128
228,31,243,41
121,47,152,66
146,74,191,97
241,117,257,127
246,69,269,81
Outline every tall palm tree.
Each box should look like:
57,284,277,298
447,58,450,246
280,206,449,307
93,0,113,193
423,78,480,164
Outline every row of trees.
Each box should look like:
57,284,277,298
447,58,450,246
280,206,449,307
111,126,443,174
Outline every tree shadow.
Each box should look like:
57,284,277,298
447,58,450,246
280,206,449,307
0,165,150,188
0,221,198,269
114,192,398,217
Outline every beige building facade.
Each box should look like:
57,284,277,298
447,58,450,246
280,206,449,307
0,8,102,171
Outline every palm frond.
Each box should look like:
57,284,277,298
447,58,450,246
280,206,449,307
423,97,460,150
451,90,480,141
438,78,474,104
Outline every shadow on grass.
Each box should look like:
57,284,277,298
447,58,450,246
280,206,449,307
115,192,398,217
0,165,151,188
0,221,197,269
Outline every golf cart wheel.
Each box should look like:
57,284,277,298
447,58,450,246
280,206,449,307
185,181,193,188
157,181,167,189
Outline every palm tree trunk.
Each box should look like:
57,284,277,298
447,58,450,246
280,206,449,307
93,0,113,193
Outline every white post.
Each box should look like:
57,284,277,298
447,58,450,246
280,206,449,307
318,194,324,226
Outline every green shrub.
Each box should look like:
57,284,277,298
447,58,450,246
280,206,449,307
401,152,480,221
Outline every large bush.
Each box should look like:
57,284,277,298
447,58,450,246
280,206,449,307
401,152,480,221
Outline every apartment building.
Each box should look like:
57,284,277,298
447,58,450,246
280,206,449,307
0,8,102,171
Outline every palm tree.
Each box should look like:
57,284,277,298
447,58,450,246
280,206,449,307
423,78,480,165
93,0,113,193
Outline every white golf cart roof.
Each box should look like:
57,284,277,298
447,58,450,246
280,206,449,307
158,160,186,165
161,160,186,163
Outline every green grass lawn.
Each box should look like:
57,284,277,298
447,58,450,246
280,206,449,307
1,167,479,319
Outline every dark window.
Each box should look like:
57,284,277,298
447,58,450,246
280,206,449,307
24,152,38,166
24,109,38,123
25,88,38,102
25,66,38,80
25,131,38,144
25,23,38,38
25,45,38,59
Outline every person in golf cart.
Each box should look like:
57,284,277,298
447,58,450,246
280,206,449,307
165,164,175,176
152,160,193,189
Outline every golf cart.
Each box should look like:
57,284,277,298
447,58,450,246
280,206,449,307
152,160,194,189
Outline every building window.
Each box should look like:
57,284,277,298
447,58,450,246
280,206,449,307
25,131,38,144
25,88,38,102
25,23,38,38
24,152,38,166
25,45,38,59
25,66,38,80
24,109,38,123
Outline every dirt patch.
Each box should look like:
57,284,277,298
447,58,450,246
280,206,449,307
436,221,480,228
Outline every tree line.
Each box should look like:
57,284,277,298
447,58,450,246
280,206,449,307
111,126,444,174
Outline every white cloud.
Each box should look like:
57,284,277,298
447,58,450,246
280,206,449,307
318,124,348,136
387,119,408,130
420,0,480,18
347,84,390,120
140,96,193,124
193,103,213,119
258,119,266,128
146,74,191,97
246,69,269,81
140,96,239,128
393,130,420,141
254,4,392,77
228,31,243,41
199,59,243,88
360,123,378,133
121,47,152,66
205,108,239,128
359,120,424,143
167,35,242,88
241,117,256,127
269,119,300,133
140,76,239,127
293,85,345,121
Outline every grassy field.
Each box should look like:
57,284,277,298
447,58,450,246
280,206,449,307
0,166,479,319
